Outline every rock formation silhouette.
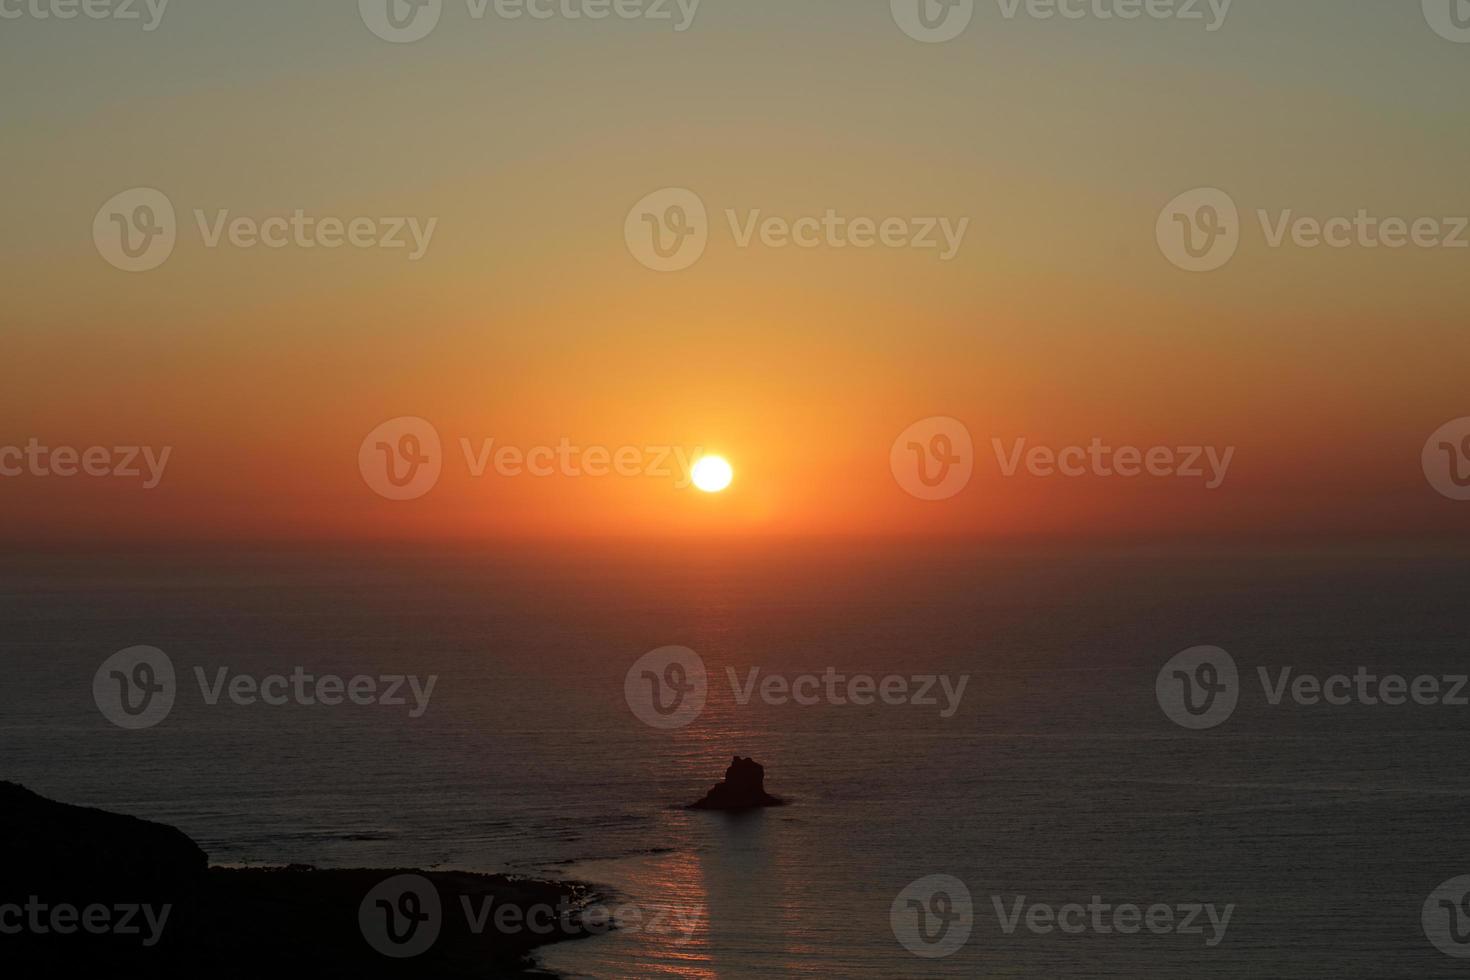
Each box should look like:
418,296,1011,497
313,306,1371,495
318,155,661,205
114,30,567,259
689,756,786,810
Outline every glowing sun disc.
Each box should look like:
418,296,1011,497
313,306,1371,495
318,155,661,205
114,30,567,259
691,455,733,493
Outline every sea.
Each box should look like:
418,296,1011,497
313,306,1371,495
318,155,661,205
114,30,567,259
2,540,1468,978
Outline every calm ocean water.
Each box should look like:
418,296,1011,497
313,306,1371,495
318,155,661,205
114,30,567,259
2,541,1468,977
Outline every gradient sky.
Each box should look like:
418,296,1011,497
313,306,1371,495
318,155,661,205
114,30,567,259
2,0,1467,541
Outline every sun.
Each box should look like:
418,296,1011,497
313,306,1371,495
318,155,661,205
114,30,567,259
690,455,734,493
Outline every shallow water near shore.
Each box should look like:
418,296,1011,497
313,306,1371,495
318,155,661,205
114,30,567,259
3,541,1469,977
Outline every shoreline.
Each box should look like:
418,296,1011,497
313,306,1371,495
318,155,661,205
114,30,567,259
197,865,606,977
1,781,604,977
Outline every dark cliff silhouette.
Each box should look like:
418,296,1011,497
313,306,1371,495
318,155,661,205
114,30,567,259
0,781,597,977
2,780,207,894
689,756,786,810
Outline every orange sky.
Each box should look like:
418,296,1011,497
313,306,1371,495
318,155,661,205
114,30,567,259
3,3,1468,543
